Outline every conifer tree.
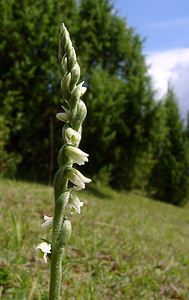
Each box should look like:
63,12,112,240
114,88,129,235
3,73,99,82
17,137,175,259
0,0,170,195
0,0,78,180
149,87,189,205
77,0,158,189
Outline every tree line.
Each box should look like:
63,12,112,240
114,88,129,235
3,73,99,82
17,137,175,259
0,0,189,205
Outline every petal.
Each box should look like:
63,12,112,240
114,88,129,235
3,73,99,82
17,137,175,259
43,252,48,263
72,196,84,213
36,242,51,263
36,242,51,253
67,168,91,190
56,112,70,122
65,128,81,146
66,146,89,165
41,216,53,229
44,215,52,221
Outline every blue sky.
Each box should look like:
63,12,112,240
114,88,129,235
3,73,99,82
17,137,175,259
114,0,189,117
115,0,189,51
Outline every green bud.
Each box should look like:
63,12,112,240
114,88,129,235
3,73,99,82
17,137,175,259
60,24,72,54
60,55,68,77
71,100,87,130
65,37,72,54
60,219,72,247
76,100,87,123
70,62,80,89
70,82,87,110
60,23,66,36
67,47,77,71
59,25,67,51
61,73,71,99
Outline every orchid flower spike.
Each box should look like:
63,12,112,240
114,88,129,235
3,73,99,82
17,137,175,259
46,23,92,299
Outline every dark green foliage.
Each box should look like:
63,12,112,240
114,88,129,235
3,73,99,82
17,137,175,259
0,115,21,177
76,0,159,190
82,67,126,184
0,0,78,181
186,111,189,139
149,87,189,205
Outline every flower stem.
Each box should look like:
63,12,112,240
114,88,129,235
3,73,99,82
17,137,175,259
47,22,91,300
49,178,67,300
49,246,64,300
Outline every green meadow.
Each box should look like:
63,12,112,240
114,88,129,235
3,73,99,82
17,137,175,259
0,178,189,299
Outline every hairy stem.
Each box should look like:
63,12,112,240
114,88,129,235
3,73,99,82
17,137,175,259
49,198,65,299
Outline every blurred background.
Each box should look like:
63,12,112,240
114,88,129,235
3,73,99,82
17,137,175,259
0,0,189,206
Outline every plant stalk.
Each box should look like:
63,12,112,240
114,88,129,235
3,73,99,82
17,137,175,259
49,177,68,299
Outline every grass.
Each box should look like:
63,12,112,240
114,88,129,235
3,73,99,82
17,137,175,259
0,178,189,299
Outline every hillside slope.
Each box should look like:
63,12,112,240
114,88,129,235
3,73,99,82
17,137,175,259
0,178,189,299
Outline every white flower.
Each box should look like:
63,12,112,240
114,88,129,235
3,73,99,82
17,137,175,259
65,146,89,165
65,128,81,146
41,215,53,230
56,112,70,122
66,168,91,190
36,242,51,263
69,193,84,214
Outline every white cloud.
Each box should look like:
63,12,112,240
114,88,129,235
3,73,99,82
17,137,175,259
146,48,189,118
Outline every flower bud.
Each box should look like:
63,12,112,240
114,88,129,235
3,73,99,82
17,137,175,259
70,82,87,109
70,62,80,88
60,219,72,246
71,100,87,130
59,24,71,53
67,47,77,71
60,56,68,76
73,81,87,98
61,72,71,99
65,37,72,54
